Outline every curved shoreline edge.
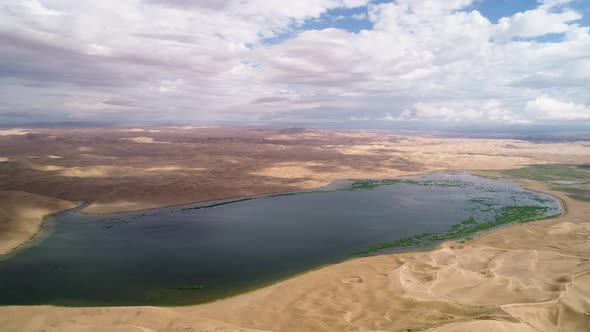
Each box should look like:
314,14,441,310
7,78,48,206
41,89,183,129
0,201,84,259
183,175,569,309
1,166,589,332
0,191,78,258
0,170,567,305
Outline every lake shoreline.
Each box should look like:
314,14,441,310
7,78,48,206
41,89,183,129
0,171,563,307
1,165,589,331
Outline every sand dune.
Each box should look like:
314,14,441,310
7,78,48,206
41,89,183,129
0,191,76,255
427,320,535,332
29,164,206,179
0,129,32,136
1,182,587,331
1,128,588,214
0,129,589,331
187,183,590,332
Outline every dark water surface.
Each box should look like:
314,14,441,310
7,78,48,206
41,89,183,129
0,173,560,306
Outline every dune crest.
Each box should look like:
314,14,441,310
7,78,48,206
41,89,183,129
0,129,589,331
0,191,76,255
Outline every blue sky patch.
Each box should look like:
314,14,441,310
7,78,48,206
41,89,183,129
261,0,589,46
468,0,539,23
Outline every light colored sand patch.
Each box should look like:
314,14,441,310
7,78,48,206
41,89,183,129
120,137,168,144
79,154,117,160
32,165,66,171
144,166,205,172
547,222,590,235
0,156,9,162
82,201,155,214
250,162,413,188
78,146,95,152
56,325,158,332
31,165,205,178
0,129,31,136
123,128,160,133
250,162,327,179
268,133,330,141
47,155,63,159
498,272,590,332
124,128,146,132
0,191,76,255
427,320,535,332
59,166,117,177
122,137,154,143
286,179,328,189
323,142,399,156
0,306,272,332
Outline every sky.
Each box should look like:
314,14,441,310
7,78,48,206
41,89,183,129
1,0,590,130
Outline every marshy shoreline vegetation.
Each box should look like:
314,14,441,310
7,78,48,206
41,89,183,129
347,171,564,256
0,167,569,307
170,170,564,299
350,205,555,256
101,171,564,259
174,171,562,258
502,164,590,202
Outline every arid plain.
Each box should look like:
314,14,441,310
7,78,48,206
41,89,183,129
1,127,589,332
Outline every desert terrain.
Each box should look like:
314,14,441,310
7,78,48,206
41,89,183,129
0,127,589,331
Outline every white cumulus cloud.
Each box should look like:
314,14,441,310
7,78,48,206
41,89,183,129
526,95,590,120
0,0,588,128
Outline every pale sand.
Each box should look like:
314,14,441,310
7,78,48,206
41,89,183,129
0,129,32,136
29,165,206,179
0,191,76,255
1,128,588,214
120,137,169,144
0,178,588,331
0,129,589,331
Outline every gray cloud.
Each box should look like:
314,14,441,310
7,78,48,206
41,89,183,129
0,32,150,87
102,98,138,107
143,0,235,10
133,33,199,44
0,0,588,129
251,96,291,104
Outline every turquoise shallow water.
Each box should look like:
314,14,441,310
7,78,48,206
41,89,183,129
0,172,560,306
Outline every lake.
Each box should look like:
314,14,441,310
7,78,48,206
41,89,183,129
0,172,561,306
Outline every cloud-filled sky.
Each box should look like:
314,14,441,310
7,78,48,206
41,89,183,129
1,0,589,129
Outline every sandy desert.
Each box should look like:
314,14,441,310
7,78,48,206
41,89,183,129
4,0,590,330
0,128,589,332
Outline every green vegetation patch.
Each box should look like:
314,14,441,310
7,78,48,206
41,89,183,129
343,179,464,191
530,196,554,204
461,217,477,225
502,164,590,202
344,179,407,190
504,164,590,182
468,197,497,207
351,205,555,256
